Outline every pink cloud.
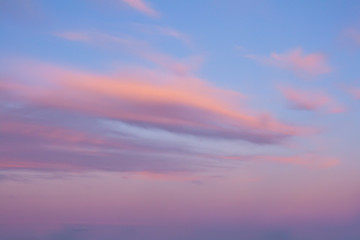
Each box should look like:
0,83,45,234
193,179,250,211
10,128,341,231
54,32,91,42
0,114,213,173
0,110,313,174
0,58,321,175
131,171,203,182
345,28,360,46
348,87,360,99
204,153,340,169
55,31,200,75
247,48,332,77
0,113,328,173
264,154,340,169
0,59,311,144
133,23,192,46
278,86,346,114
157,27,190,45
0,160,82,172
0,119,104,145
121,0,160,17
0,0,45,23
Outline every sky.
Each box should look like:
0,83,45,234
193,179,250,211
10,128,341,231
0,0,360,239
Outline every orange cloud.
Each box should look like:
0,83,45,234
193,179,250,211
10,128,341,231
0,59,311,144
121,0,160,17
247,48,331,77
278,86,345,113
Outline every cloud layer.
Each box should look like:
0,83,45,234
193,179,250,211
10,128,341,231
0,57,320,174
1,59,308,144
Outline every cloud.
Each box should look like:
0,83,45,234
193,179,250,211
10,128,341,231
0,0,45,23
278,86,346,113
132,23,192,46
345,28,360,46
54,31,200,75
0,111,332,174
235,45,245,52
0,112,213,173
263,154,340,169
0,59,310,145
0,57,318,175
348,87,360,100
0,105,317,175
121,0,160,18
54,32,92,42
204,153,340,169
247,48,331,77
130,171,203,182
3,42,337,176
155,27,190,45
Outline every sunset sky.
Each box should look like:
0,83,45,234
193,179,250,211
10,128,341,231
1,0,360,239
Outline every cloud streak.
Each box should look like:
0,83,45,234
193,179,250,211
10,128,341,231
278,86,345,113
55,31,200,75
0,57,320,175
0,112,212,173
121,0,160,18
247,48,331,77
345,28,360,46
1,59,310,144
0,113,333,174
132,23,192,46
348,87,360,100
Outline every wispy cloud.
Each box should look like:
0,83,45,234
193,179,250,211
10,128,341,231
0,113,213,173
0,75,316,176
200,153,340,169
0,0,45,23
1,59,310,143
0,110,330,174
263,154,340,169
1,59,309,145
121,0,160,18
344,28,360,46
54,31,200,74
0,58,333,175
278,85,346,113
235,45,246,52
246,48,331,77
132,23,192,46
348,87,360,100
54,32,92,42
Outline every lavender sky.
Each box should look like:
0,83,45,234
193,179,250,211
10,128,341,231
1,0,360,239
